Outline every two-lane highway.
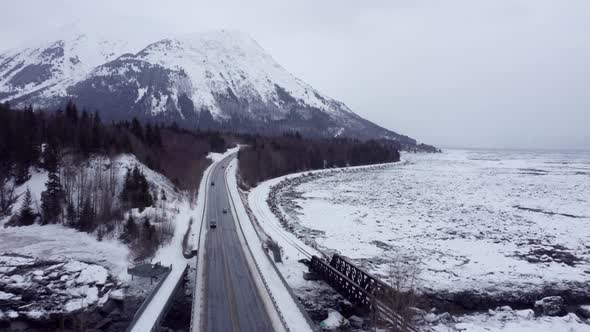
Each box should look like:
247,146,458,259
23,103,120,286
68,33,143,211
202,154,274,332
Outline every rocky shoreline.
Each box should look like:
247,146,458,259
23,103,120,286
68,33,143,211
0,253,142,331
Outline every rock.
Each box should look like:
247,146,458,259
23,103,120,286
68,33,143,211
109,289,125,301
424,313,438,323
320,310,349,330
100,300,117,315
20,288,37,302
410,306,427,322
436,312,453,323
516,309,535,319
534,296,566,316
26,309,49,321
488,309,496,316
10,275,24,283
64,298,85,313
576,305,590,319
336,298,355,317
107,308,122,320
497,305,512,311
7,310,18,319
563,313,582,323
539,254,553,262
303,272,320,280
348,315,364,329
526,256,540,263
0,290,15,300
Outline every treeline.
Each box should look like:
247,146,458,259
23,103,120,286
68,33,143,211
238,133,401,187
0,101,228,191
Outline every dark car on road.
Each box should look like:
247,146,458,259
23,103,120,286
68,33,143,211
210,220,217,228
222,208,228,214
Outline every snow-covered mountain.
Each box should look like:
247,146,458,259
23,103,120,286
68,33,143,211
0,29,426,148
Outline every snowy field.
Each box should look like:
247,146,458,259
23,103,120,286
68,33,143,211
274,149,590,295
257,149,590,330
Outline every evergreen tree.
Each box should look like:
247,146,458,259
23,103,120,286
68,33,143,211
19,188,35,225
14,162,31,185
91,112,102,151
145,123,154,145
121,213,137,242
66,202,76,227
143,217,154,241
120,165,153,211
121,168,132,204
131,118,144,141
78,111,91,155
135,167,153,210
41,139,59,173
65,100,79,123
40,142,64,224
153,125,162,147
78,198,94,232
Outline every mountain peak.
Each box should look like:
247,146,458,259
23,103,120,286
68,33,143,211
0,26,427,150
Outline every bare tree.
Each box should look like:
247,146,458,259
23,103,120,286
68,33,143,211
61,162,76,204
0,174,16,217
386,255,421,331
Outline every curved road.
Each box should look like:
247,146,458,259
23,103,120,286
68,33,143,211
203,154,274,332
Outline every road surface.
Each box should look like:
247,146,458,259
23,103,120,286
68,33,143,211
203,154,274,332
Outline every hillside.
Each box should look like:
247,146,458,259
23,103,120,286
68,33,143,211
0,28,435,151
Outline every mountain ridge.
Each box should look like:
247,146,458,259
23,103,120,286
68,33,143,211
0,29,435,150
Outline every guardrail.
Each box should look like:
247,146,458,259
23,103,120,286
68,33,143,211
238,182,317,329
224,162,292,332
261,241,319,331
153,265,190,331
189,157,216,332
125,265,172,332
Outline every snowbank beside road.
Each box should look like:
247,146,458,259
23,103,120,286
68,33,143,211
226,158,314,332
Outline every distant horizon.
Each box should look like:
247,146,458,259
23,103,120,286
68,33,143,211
436,145,590,152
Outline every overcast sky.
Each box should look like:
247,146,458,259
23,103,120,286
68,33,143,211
2,0,589,149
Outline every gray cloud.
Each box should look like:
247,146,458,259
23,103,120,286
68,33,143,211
2,0,589,149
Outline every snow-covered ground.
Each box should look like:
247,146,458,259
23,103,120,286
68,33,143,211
249,149,590,331
271,149,590,295
431,308,590,332
0,152,187,327
0,224,129,281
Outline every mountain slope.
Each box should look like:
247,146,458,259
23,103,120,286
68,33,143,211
0,29,430,149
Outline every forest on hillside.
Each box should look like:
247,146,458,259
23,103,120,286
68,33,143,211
0,102,230,258
238,133,401,187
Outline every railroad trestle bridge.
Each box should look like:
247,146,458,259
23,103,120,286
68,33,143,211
309,254,418,332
